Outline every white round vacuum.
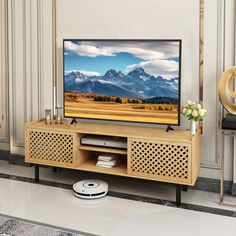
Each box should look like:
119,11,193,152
73,179,108,199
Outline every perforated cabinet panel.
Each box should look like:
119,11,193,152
26,129,75,167
128,138,192,184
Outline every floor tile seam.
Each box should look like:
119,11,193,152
104,201,134,236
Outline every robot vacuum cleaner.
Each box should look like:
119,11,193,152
73,179,108,199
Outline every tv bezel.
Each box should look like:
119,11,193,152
63,39,182,126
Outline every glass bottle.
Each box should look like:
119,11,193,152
45,109,52,125
55,107,63,124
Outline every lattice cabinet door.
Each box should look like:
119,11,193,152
128,138,192,185
25,129,77,167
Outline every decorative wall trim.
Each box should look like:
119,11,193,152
37,0,42,118
215,0,225,168
199,0,204,108
8,0,26,153
52,0,57,116
201,0,226,168
0,0,9,144
13,0,26,148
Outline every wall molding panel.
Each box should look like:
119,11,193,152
200,0,224,169
0,0,9,150
8,0,53,155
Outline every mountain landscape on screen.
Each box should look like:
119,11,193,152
64,67,178,103
64,40,181,125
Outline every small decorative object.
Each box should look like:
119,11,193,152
55,107,63,124
44,109,52,125
181,100,207,135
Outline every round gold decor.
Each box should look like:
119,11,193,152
218,67,236,115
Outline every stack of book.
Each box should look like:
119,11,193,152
96,154,121,168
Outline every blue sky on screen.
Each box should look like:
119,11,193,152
64,52,142,75
64,40,180,79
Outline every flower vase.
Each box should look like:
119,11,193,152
190,120,196,135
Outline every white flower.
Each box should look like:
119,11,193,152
199,109,206,116
182,100,207,120
196,104,201,109
186,109,192,115
192,110,198,118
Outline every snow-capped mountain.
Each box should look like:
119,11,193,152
64,67,179,100
68,79,142,98
64,71,89,86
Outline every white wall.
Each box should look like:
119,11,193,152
56,0,200,113
1,0,236,180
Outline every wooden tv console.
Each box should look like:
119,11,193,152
25,120,201,206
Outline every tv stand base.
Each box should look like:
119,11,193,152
176,184,182,206
166,125,174,132
70,118,78,125
34,165,39,183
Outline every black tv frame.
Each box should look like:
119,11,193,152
63,39,182,126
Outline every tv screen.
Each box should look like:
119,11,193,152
64,39,181,125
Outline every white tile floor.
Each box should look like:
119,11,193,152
0,160,235,235
0,160,235,210
0,178,235,236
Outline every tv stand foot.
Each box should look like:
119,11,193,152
70,118,77,125
35,165,39,183
176,184,182,206
182,185,188,192
166,125,174,132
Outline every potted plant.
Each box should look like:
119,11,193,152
181,100,207,135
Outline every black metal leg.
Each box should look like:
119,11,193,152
35,165,39,183
176,185,181,206
182,185,188,192
53,167,57,172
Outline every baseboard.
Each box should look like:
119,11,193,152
194,177,234,195
0,149,9,160
232,183,236,195
0,149,235,195
0,150,30,166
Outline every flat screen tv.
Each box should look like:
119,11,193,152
63,39,181,125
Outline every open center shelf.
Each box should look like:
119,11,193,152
78,145,127,155
77,158,127,176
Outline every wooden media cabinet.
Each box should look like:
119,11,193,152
25,120,201,205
